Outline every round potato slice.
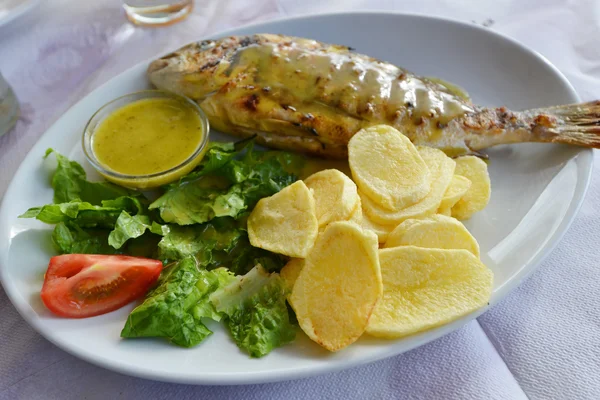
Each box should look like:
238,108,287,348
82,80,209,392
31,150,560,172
280,258,305,291
366,246,493,339
384,214,480,257
439,175,472,211
358,197,397,244
304,169,359,228
451,156,491,220
349,196,396,244
248,181,318,258
290,221,382,352
347,198,363,224
349,125,431,211
362,147,455,225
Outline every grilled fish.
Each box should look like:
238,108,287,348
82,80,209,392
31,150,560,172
148,34,600,158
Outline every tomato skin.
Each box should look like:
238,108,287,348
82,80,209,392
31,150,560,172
41,254,162,318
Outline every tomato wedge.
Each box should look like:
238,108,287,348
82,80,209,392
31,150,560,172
41,254,162,318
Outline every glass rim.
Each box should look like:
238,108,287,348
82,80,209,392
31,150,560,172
82,89,210,181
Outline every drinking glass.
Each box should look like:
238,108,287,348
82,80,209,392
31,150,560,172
123,0,193,27
0,71,19,138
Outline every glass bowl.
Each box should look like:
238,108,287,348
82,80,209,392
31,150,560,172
82,90,209,189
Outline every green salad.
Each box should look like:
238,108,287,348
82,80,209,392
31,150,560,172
21,139,304,357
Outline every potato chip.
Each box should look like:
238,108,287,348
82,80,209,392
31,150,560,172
384,214,480,257
366,246,493,339
439,175,472,211
304,169,359,228
347,198,363,224
280,258,304,290
451,156,491,220
348,125,430,210
358,197,397,243
362,147,455,225
290,221,382,351
248,181,318,257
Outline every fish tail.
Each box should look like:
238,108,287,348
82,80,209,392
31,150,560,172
532,100,600,148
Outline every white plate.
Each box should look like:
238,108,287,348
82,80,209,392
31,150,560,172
0,12,592,385
0,0,39,27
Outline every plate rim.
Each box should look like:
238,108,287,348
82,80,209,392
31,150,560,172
0,10,593,385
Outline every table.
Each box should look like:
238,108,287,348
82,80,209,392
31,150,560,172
1,1,599,398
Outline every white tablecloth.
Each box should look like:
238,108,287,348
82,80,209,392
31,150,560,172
1,1,599,398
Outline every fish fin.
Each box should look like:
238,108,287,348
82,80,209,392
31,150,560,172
536,100,600,148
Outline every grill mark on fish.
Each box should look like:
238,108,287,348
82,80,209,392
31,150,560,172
243,94,259,111
200,59,221,71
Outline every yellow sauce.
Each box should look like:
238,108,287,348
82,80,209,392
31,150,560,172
92,97,206,188
224,43,474,124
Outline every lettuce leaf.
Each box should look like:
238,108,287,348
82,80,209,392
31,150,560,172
108,212,153,249
125,232,162,259
168,138,255,187
209,265,296,357
149,180,248,225
190,267,238,321
19,196,144,228
155,218,244,264
51,221,160,257
149,141,300,226
212,235,288,276
154,218,287,274
121,258,235,347
21,201,123,228
51,222,119,255
45,149,134,205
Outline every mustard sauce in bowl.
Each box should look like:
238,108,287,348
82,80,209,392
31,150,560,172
83,91,209,189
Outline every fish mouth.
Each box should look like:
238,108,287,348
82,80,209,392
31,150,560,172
148,46,194,73
147,59,170,74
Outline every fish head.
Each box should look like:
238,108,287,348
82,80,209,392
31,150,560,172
147,37,239,99
148,34,300,100
147,34,337,101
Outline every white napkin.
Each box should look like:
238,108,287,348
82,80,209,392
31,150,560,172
0,0,599,399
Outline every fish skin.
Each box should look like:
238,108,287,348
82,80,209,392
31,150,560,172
148,34,600,158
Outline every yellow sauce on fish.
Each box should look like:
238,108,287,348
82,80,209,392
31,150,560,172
227,43,473,124
92,97,206,188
